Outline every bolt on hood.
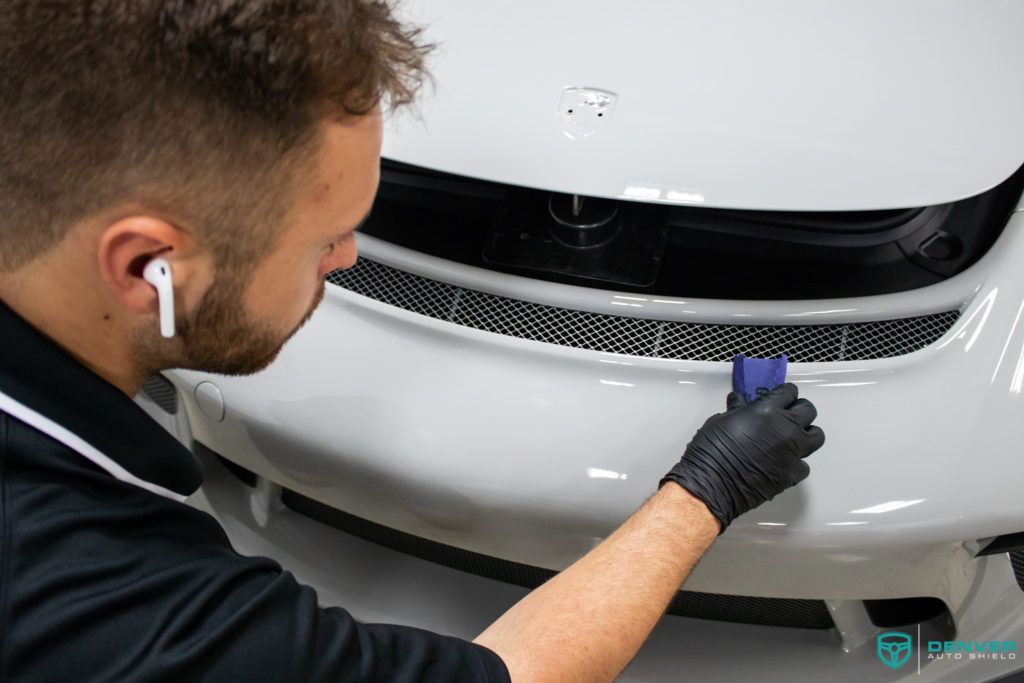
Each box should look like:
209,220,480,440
384,0,1024,211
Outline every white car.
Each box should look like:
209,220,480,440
140,2,1024,680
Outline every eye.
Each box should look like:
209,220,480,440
323,231,355,255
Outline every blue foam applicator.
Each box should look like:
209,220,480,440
732,353,788,402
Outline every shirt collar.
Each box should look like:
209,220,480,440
0,298,202,498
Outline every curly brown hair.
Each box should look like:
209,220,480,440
0,1,432,272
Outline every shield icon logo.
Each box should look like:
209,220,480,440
877,631,913,670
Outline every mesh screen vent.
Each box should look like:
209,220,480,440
326,258,960,362
140,374,178,414
1011,550,1024,592
281,488,834,630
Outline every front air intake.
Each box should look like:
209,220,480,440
326,258,959,362
280,487,835,630
1012,550,1024,592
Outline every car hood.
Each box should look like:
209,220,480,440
383,0,1024,211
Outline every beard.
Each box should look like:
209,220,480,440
168,274,325,376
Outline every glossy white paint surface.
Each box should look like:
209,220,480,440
171,209,1024,607
384,1,1024,210
194,381,225,422
192,443,1024,682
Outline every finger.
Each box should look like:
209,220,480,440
726,391,747,411
787,398,817,428
760,382,798,409
801,426,826,455
790,459,811,485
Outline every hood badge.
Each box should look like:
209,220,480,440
558,87,617,140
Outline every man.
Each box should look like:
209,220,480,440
0,2,825,681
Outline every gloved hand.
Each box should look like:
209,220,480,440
661,383,825,532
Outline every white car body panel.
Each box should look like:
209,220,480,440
172,204,1024,611
385,1,1024,210
170,441,1024,682
139,382,1024,681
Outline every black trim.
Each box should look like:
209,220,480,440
197,442,257,488
281,487,835,630
367,159,1024,300
978,532,1024,556
864,597,956,641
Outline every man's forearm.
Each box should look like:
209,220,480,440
474,484,719,683
474,384,824,681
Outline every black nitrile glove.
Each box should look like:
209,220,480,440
661,383,825,532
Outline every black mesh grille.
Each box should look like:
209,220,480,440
140,374,178,414
281,488,834,629
1011,550,1024,592
326,258,960,362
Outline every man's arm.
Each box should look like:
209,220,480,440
475,383,825,682
474,484,717,683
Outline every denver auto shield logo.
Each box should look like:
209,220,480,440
877,631,913,670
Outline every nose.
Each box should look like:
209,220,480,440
318,240,358,278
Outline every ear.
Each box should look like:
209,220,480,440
96,216,206,321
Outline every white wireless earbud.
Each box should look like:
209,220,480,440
142,257,175,339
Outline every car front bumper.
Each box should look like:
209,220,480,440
167,439,1024,682
156,204,1024,680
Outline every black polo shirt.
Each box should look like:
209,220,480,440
0,299,510,682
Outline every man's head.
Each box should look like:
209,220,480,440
0,1,430,388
